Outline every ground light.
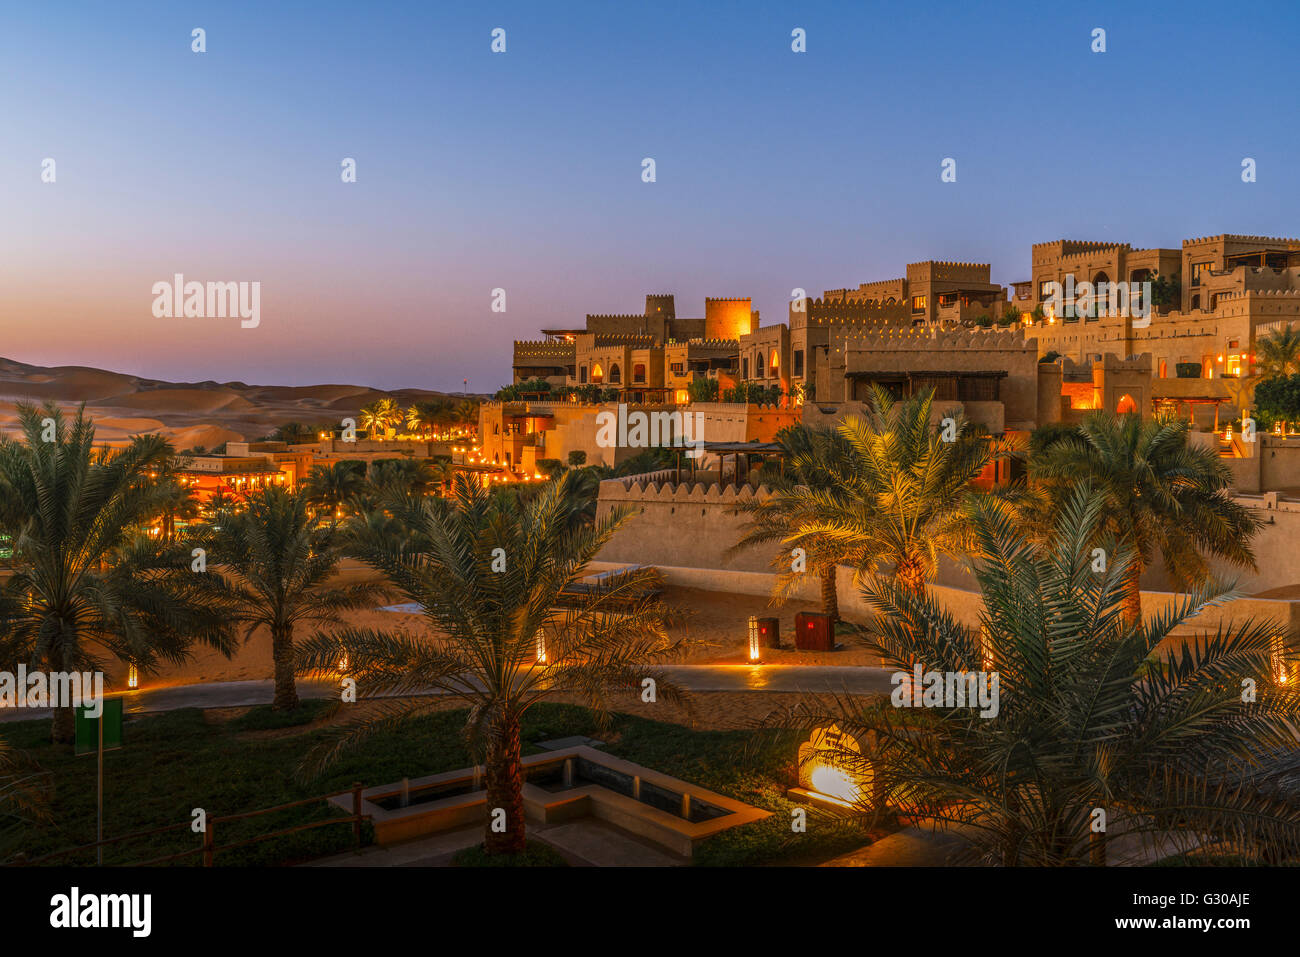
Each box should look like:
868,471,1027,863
790,723,871,811
127,664,138,689
535,630,547,665
747,615,760,662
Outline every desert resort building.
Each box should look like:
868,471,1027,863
167,231,1300,610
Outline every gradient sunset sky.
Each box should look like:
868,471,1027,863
3,1,1298,391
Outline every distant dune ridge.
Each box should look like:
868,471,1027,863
0,356,483,447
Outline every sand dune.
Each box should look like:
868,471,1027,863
0,355,484,447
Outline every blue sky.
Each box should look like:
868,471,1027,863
1,0,1296,390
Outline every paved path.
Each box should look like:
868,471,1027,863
822,822,976,866
0,665,894,723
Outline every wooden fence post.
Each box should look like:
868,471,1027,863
203,819,215,867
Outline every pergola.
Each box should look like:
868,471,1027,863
688,440,785,488
1154,396,1230,430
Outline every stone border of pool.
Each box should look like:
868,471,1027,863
329,745,770,858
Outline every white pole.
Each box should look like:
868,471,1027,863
97,711,103,866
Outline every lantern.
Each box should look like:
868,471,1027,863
747,616,760,662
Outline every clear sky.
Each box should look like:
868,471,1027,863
2,0,1297,391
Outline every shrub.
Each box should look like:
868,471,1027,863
566,450,587,466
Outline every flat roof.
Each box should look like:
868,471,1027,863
845,370,1009,379
700,441,784,454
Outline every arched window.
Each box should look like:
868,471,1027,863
770,351,780,373
1116,394,1137,415
590,362,604,383
755,352,765,377
1091,271,1111,318
609,363,621,384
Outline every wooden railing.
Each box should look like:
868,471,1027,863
16,782,367,867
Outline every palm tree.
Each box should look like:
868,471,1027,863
454,399,480,436
303,461,367,522
0,736,48,862
1256,323,1300,379
199,485,386,711
406,400,454,438
294,472,683,855
1030,411,1260,626
0,403,236,742
794,487,1300,865
732,425,857,619
790,386,1008,595
366,458,434,500
359,398,402,438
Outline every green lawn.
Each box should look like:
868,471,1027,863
4,702,878,867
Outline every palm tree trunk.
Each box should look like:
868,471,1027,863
819,566,839,622
484,711,526,854
49,648,75,745
52,704,75,745
897,555,927,596
271,622,299,710
1122,561,1144,629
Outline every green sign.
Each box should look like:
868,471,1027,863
74,698,124,755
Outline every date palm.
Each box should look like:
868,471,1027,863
294,472,684,855
0,403,236,742
790,386,1008,595
367,458,434,500
406,400,454,438
359,398,401,438
732,424,857,619
303,461,367,522
794,486,1300,865
0,736,49,862
198,484,387,711
1256,323,1300,379
1029,411,1259,626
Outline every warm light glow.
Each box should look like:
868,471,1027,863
127,664,139,689
536,631,547,664
747,615,760,661
809,763,861,805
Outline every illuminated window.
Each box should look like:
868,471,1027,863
911,295,927,313
770,351,779,373
1191,261,1213,286
590,362,604,383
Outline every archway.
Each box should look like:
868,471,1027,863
1116,393,1137,415
609,363,621,384
589,362,604,383
1091,271,1111,318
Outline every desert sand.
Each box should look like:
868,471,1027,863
124,584,882,693
0,355,477,447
